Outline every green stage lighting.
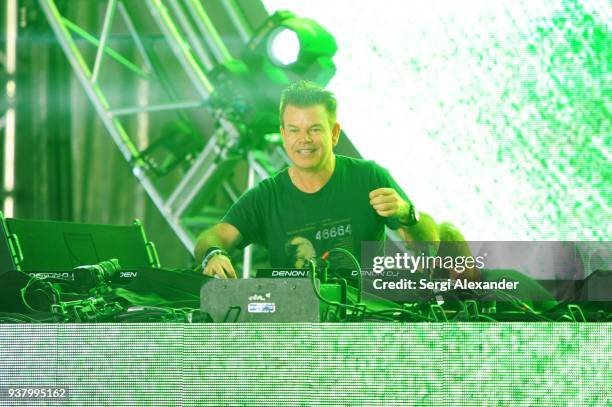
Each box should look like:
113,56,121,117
268,28,300,66
246,10,337,86
208,11,337,146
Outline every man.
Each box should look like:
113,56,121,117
194,80,439,279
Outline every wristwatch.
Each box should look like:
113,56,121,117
402,201,420,226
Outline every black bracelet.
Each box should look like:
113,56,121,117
203,246,223,259
201,247,230,271
399,201,420,227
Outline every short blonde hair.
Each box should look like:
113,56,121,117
279,80,337,127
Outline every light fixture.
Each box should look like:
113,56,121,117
207,10,337,146
268,28,300,66
245,10,337,86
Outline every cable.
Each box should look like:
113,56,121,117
308,258,366,321
20,276,61,314
492,289,553,322
360,315,399,322
117,306,189,322
468,288,553,322
0,317,25,323
309,258,436,322
0,312,42,323
19,276,39,313
322,247,362,304
556,314,575,322
475,314,498,322
364,308,435,323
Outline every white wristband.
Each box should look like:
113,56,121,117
201,249,228,271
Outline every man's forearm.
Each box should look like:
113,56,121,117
194,229,224,264
397,211,440,246
193,223,241,264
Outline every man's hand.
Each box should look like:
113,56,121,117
194,223,241,279
369,188,410,223
202,254,237,279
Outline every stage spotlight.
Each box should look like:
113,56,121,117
246,10,337,86
268,28,300,66
206,11,337,148
139,120,204,176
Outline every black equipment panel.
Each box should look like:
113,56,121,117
0,214,159,274
201,278,320,323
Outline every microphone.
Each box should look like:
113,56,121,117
73,258,121,289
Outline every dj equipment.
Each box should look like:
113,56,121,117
201,278,320,322
577,270,612,302
257,267,348,320
0,213,160,275
2,213,607,323
0,213,160,312
256,268,311,278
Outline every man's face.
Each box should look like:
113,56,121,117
280,104,340,172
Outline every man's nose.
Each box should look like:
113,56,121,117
300,132,313,142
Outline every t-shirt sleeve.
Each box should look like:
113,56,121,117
221,185,263,248
369,161,413,230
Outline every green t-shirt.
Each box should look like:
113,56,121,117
222,155,410,268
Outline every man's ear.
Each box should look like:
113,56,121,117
332,122,341,146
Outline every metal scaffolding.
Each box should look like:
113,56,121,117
2,0,18,218
38,0,287,276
